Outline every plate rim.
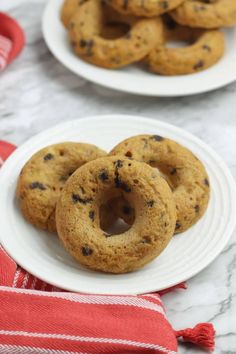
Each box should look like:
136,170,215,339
42,0,236,97
1,114,236,294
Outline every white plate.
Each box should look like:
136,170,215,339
0,115,236,294
42,0,236,97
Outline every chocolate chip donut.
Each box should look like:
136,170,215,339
106,0,186,17
170,0,236,28
110,135,210,233
146,17,225,75
56,156,176,273
68,0,163,69
16,142,108,233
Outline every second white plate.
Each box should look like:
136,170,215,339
42,0,236,97
0,115,236,294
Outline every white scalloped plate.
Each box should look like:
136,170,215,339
42,0,236,96
0,115,236,294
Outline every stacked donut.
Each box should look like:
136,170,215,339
60,0,236,75
17,135,210,273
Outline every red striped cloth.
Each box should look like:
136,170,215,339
0,35,12,71
0,141,215,353
0,12,25,72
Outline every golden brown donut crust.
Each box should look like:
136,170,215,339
56,156,176,273
17,142,107,233
110,135,210,233
170,0,236,28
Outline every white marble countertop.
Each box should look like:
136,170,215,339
1,0,236,353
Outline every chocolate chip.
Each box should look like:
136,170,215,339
114,162,131,192
122,205,131,215
72,193,93,204
44,153,54,161
114,160,123,168
30,182,46,191
204,178,209,187
151,135,164,142
81,246,93,256
176,222,181,229
170,168,177,175
125,151,132,158
193,60,204,70
195,205,200,213
98,170,109,182
202,44,211,52
114,175,131,192
89,210,95,221
159,1,168,9
80,39,87,48
147,200,154,207
115,178,131,192
80,39,94,56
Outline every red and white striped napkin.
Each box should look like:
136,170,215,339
0,141,215,353
0,35,12,71
0,12,25,72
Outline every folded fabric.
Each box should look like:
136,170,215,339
0,141,215,353
0,12,25,71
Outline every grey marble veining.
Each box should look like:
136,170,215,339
1,1,236,352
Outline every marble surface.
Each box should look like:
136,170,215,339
1,0,236,353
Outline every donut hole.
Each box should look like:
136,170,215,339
101,22,130,40
148,161,176,191
101,7,131,39
105,218,132,236
163,15,203,49
100,197,134,236
165,32,199,49
167,40,191,49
